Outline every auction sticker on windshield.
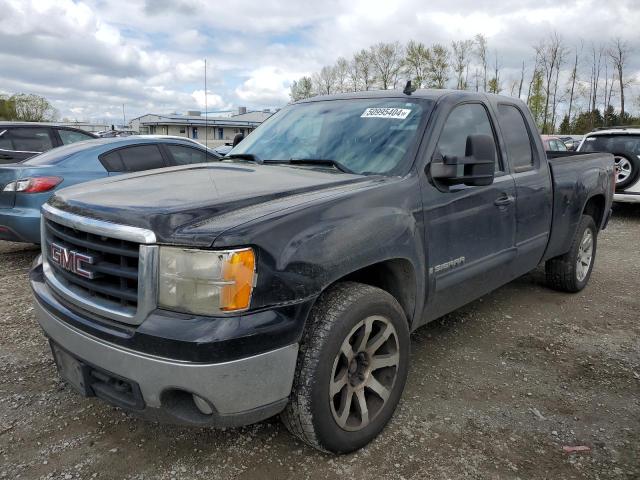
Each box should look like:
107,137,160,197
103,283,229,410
361,108,411,119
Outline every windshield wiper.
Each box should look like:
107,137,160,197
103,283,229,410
287,158,355,174
225,153,263,164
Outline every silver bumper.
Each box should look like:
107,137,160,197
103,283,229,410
34,298,298,420
613,193,640,203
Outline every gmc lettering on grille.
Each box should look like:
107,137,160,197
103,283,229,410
50,242,95,279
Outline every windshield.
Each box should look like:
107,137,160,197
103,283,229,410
230,98,432,175
581,134,640,155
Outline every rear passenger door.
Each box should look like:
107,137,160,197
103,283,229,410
496,103,552,275
99,144,169,175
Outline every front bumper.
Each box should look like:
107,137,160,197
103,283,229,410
0,206,41,243
31,263,307,427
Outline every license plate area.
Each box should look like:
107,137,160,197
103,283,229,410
50,341,145,410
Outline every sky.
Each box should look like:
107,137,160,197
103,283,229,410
1,0,639,123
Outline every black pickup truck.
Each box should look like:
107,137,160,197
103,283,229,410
30,90,614,453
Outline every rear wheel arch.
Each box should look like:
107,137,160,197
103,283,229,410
582,194,606,229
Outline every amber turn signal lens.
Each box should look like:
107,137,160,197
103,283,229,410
221,248,255,311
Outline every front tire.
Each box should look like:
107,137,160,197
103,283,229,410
281,282,410,453
545,215,597,292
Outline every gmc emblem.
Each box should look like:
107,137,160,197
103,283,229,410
50,243,95,279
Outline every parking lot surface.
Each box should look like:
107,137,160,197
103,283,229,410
0,206,638,480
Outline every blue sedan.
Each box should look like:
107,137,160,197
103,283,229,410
0,136,220,243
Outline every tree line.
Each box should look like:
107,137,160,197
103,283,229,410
289,34,639,134
0,93,58,122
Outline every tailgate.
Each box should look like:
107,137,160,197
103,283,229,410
0,165,22,209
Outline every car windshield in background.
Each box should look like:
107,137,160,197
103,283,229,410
230,98,432,175
581,134,640,155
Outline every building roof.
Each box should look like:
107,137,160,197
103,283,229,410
131,110,272,128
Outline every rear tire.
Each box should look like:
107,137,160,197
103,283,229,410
545,215,597,293
281,282,410,453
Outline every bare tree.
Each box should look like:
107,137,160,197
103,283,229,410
566,43,581,124
403,40,429,88
313,65,337,95
588,43,604,127
370,42,404,90
535,33,566,133
488,50,501,93
474,34,488,91
608,38,631,120
334,57,350,93
354,49,375,91
451,39,473,90
425,43,450,89
12,94,57,121
518,60,525,98
289,76,314,102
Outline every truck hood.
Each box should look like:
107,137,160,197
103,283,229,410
49,162,377,246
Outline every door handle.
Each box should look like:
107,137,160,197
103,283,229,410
494,194,514,207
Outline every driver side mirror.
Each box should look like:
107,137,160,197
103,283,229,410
430,134,496,187
232,133,245,147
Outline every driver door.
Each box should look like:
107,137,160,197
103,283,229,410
421,102,517,321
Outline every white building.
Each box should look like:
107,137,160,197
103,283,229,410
128,108,273,146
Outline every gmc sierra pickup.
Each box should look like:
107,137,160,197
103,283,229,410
30,89,614,453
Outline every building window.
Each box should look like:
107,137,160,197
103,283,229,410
192,127,198,139
179,128,185,134
217,128,223,140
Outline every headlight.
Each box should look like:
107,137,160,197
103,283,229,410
158,247,256,316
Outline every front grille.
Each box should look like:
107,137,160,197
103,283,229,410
44,218,140,309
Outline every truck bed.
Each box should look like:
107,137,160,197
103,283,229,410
544,151,614,260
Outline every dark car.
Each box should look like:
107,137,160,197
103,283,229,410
31,89,614,453
0,136,221,243
0,122,98,164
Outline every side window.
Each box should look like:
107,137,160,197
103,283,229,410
5,128,54,152
497,104,534,170
0,129,12,150
166,145,207,166
57,129,95,145
437,103,500,172
100,145,166,173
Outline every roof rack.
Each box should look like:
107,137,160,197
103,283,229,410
592,125,640,131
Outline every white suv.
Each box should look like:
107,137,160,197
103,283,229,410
578,127,640,203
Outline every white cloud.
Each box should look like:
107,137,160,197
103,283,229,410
1,0,639,120
235,67,297,105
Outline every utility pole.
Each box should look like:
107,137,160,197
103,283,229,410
204,58,208,148
122,104,126,129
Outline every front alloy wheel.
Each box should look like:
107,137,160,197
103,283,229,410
330,315,399,431
281,282,409,453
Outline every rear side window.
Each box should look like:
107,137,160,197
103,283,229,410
166,144,207,166
100,144,166,172
581,135,640,154
0,127,54,152
437,103,500,172
57,129,95,145
497,105,534,170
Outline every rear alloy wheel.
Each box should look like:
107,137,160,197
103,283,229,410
281,282,409,453
545,215,597,292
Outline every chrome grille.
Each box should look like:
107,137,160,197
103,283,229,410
41,204,158,326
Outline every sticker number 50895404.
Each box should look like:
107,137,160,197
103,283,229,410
361,108,411,119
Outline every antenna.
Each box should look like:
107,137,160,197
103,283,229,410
204,58,208,148
403,80,416,95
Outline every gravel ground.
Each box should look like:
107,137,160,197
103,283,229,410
0,205,638,479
